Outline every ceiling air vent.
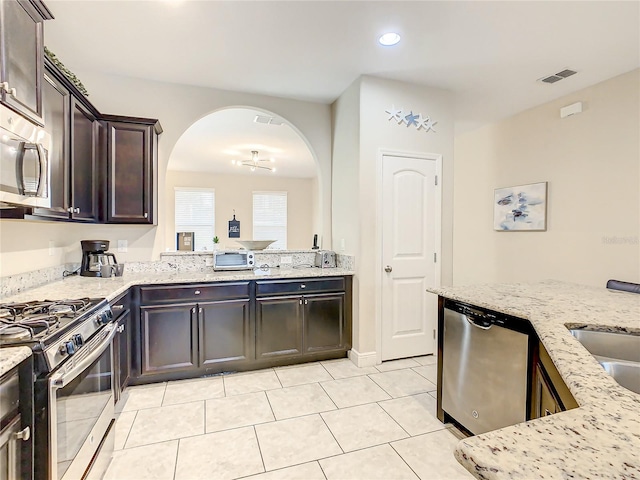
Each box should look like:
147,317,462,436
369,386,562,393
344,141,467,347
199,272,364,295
539,68,577,84
254,115,284,126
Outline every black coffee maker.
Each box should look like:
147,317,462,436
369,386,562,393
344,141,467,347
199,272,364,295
80,240,118,277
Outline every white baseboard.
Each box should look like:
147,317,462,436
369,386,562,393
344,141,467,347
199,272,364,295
348,349,378,368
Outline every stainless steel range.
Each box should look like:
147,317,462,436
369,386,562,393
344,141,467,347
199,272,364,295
0,298,116,480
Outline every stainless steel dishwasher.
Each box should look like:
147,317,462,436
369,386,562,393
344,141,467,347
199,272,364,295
439,299,532,435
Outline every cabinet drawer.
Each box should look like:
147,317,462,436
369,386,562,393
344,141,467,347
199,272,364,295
256,277,345,297
140,282,250,304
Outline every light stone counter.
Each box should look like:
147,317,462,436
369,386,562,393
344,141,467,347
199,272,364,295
0,267,354,304
428,280,640,479
0,346,32,377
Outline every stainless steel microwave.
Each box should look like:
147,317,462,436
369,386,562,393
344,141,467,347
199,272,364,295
0,105,51,208
213,250,255,271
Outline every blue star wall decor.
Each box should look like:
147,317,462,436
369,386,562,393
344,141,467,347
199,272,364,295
384,105,438,133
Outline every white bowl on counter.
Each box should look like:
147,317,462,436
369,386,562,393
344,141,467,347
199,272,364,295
235,240,276,251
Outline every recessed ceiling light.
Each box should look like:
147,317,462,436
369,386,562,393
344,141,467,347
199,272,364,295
378,32,401,47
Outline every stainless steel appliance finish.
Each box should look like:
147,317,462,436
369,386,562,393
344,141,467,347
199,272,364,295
0,298,115,480
48,322,116,480
0,105,51,208
213,250,254,271
441,301,530,434
314,250,336,268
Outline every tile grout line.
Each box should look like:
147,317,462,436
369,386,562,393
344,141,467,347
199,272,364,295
318,412,345,455
252,425,268,475
120,410,138,450
388,441,423,480
173,438,180,480
262,389,279,422
375,399,412,439
317,381,340,411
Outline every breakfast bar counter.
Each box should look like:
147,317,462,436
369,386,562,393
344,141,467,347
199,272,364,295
428,280,640,479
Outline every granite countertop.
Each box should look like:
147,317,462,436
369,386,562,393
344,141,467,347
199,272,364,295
0,267,354,304
428,280,640,479
0,346,32,377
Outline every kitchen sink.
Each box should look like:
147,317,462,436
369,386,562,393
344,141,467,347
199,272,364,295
569,329,640,394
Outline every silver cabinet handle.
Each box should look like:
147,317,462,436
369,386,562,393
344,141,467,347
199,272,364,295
112,305,124,312
194,290,201,295
199,308,203,314
192,307,196,314
9,87,17,97
304,299,308,305
299,299,302,305
300,284,306,289
15,426,30,441
0,82,8,92
143,212,148,218
385,265,392,273
67,207,74,213
75,207,81,214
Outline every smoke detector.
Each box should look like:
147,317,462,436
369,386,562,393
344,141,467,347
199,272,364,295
254,115,284,126
538,69,577,84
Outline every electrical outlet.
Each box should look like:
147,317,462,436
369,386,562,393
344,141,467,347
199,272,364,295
117,240,128,253
48,241,55,256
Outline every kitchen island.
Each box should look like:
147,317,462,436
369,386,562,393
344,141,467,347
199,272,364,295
429,280,640,479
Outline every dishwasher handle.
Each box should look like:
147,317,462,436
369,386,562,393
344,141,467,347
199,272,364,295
464,313,493,330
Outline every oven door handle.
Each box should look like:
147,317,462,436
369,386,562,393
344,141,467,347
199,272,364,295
50,322,117,389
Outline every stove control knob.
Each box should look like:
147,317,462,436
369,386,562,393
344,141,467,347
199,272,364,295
59,341,76,356
95,310,113,325
73,334,84,348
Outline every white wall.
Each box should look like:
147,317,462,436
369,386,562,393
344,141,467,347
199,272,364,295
165,171,315,250
0,72,332,276
331,76,454,357
453,69,640,287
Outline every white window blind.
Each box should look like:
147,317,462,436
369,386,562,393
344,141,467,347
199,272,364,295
175,187,215,251
253,191,287,250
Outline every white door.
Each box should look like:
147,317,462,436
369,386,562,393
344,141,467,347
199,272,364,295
381,154,439,361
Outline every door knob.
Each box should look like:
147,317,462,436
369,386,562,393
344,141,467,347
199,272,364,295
385,265,392,273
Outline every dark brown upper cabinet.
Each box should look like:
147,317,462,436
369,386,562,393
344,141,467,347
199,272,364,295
32,58,101,222
0,0,53,125
32,57,161,224
102,116,161,224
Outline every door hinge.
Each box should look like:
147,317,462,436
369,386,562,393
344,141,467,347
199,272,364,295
434,252,437,263
435,175,438,186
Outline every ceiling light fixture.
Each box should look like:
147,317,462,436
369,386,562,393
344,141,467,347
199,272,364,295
233,150,276,172
378,32,401,46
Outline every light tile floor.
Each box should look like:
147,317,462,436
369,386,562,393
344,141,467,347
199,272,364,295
104,356,474,480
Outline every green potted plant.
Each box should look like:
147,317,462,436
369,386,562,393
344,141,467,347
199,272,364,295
213,236,220,251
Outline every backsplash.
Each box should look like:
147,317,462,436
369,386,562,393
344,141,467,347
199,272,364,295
0,263,80,298
0,251,355,298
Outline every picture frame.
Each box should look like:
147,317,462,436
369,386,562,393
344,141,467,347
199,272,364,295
494,182,548,231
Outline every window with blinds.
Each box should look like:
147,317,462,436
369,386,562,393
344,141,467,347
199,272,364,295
253,191,287,249
175,187,215,251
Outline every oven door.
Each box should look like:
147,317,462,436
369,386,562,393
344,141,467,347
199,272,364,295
48,323,117,480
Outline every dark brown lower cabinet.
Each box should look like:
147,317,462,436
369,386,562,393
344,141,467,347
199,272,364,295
256,297,303,359
140,303,198,376
132,277,352,384
199,300,252,367
304,293,344,353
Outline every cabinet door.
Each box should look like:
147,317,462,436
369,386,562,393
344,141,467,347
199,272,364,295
32,71,70,219
199,300,252,367
140,303,198,376
70,99,98,222
533,363,561,418
0,0,45,124
256,297,303,359
106,122,153,224
303,293,345,354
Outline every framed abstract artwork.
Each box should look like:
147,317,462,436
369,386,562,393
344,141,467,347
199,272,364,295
494,182,548,231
